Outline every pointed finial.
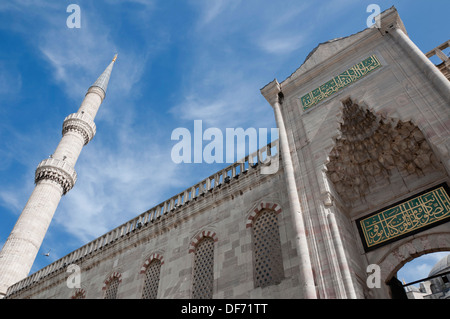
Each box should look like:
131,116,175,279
90,54,118,96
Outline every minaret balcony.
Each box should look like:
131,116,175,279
62,112,97,145
35,158,77,195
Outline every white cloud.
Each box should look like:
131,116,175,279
258,34,306,55
169,0,326,132
0,189,27,214
170,79,272,129
191,0,242,27
53,121,189,243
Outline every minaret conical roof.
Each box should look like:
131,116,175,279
90,54,117,95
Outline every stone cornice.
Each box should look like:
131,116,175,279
260,79,282,108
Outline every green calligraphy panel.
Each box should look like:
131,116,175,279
300,55,382,111
357,184,450,252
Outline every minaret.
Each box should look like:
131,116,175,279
0,54,118,297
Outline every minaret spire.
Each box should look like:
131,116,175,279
0,55,117,298
91,53,118,95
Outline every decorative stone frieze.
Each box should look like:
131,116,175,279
35,158,77,195
62,112,96,145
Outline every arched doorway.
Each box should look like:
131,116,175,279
397,251,450,299
376,233,450,299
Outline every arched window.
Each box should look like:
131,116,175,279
252,209,284,288
103,272,122,299
104,277,120,299
191,237,215,299
141,259,162,299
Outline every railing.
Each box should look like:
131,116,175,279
34,158,78,194
425,40,450,80
6,140,279,296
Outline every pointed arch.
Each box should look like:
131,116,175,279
140,253,164,299
246,202,282,228
250,207,285,288
191,236,216,299
102,271,122,299
188,230,218,253
139,253,164,274
102,271,122,290
377,233,450,285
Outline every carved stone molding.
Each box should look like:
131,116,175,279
62,112,96,145
35,158,77,195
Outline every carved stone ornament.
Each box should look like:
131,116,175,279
35,158,77,195
326,99,442,204
62,112,96,145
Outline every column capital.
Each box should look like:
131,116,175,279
378,7,407,36
35,158,77,195
260,79,282,107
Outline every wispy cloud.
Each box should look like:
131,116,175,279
170,1,316,130
0,188,28,214
0,1,173,255
191,0,242,27
54,128,188,243
258,34,306,55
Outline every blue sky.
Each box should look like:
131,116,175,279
0,0,449,288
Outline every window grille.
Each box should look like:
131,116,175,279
141,259,162,299
252,210,284,288
192,237,215,299
104,277,120,299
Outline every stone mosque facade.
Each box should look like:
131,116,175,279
1,7,450,299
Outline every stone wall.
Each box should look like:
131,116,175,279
7,145,306,299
